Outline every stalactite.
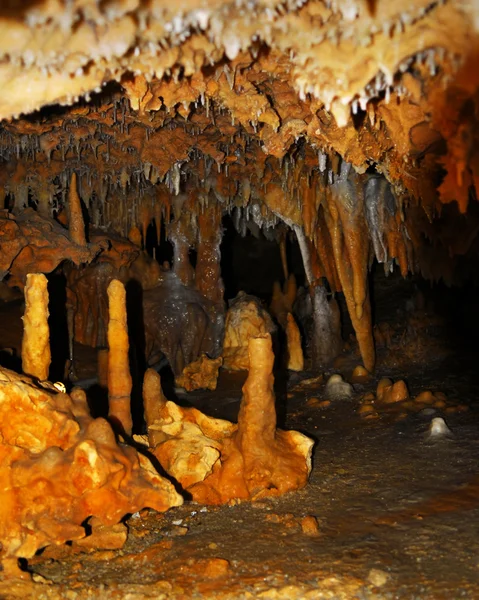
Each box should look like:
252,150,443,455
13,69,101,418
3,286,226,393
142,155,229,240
324,164,375,372
21,273,51,381
107,279,133,436
68,172,87,247
294,225,341,368
279,233,289,281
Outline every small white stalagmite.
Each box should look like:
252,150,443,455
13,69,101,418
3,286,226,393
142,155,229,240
426,417,453,440
325,374,353,401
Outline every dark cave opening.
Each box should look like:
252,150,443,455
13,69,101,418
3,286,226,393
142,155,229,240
219,214,306,302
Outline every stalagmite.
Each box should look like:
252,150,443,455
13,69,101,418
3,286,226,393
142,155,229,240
68,172,87,247
143,368,169,448
146,335,313,504
21,273,51,381
426,417,453,440
286,313,304,371
0,367,182,561
168,215,195,287
223,293,276,370
107,279,133,436
325,374,353,401
97,348,109,388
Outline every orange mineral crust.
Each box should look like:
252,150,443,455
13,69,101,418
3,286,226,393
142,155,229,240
146,335,314,504
0,368,182,560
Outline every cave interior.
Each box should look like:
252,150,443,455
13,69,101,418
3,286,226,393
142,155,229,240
1,0,479,597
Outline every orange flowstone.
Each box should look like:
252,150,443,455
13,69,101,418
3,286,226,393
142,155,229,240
147,335,314,505
0,368,182,560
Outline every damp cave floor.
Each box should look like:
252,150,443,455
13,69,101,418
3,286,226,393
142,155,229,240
2,347,479,599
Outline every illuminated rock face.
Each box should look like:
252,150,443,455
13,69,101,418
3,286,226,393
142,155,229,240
0,369,183,560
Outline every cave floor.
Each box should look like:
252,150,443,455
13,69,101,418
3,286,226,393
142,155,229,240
2,351,479,599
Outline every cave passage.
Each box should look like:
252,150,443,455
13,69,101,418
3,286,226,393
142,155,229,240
1,1,479,597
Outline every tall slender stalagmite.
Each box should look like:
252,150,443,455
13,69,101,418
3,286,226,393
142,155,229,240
107,279,133,435
286,313,304,371
68,172,87,247
21,273,51,380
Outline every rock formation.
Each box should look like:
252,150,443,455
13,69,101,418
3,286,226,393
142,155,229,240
0,279,183,563
223,293,276,370
144,335,314,504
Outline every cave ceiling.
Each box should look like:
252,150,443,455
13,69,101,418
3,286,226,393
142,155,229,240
1,0,479,291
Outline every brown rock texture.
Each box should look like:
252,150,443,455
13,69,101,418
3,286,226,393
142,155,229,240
0,367,182,560
146,335,314,505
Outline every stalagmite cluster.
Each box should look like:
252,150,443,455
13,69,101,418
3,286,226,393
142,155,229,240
0,282,183,564
144,335,313,504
